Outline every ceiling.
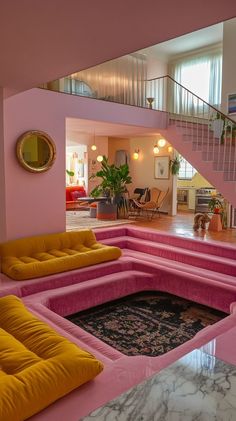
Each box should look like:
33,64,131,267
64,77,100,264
139,23,224,60
66,118,159,139
66,19,225,141
1,0,236,96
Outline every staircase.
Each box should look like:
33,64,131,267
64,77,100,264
44,72,236,207
147,75,236,208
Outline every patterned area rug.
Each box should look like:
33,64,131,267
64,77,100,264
66,291,227,357
66,211,133,231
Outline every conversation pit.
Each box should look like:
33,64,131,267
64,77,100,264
66,291,227,357
1,226,236,420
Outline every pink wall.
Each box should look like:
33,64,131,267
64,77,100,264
0,88,7,240
3,92,66,241
2,88,168,241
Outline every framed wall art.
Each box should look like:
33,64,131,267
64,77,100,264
154,156,169,179
228,93,236,115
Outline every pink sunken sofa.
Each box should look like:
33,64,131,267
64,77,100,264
1,225,236,420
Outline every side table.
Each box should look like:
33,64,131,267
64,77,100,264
208,213,222,231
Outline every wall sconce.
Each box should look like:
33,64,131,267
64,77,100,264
168,145,173,153
157,138,166,148
96,155,103,162
91,144,97,151
153,145,159,154
133,149,140,160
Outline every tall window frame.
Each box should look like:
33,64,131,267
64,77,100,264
178,157,197,180
169,46,222,112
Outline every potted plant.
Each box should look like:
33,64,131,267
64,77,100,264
169,157,181,176
224,123,236,146
90,156,132,218
208,196,223,214
66,169,75,185
211,112,225,140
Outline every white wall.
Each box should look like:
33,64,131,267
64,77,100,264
221,18,236,121
66,130,108,194
147,55,168,79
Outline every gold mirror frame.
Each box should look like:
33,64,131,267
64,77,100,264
16,130,56,173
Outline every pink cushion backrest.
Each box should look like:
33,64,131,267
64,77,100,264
66,187,86,201
71,191,81,201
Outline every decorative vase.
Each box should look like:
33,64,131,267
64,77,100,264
146,97,154,109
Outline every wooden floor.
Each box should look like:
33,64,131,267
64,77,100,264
131,210,236,245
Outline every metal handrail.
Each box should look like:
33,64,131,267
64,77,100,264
42,72,236,182
146,75,236,126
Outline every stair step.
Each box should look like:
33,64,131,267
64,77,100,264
169,119,236,201
181,128,214,136
183,133,215,141
124,237,236,276
224,172,236,181
173,121,209,129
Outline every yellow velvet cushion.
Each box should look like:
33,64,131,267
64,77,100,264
0,230,122,280
0,295,103,421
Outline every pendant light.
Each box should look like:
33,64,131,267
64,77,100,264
157,138,166,148
91,129,97,151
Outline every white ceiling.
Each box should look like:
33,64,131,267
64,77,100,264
139,22,223,60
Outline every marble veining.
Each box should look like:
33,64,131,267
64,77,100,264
82,348,236,420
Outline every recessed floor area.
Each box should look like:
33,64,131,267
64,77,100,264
66,291,227,357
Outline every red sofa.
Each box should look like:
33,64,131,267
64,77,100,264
66,186,87,210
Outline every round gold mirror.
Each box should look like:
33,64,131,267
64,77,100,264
16,130,56,173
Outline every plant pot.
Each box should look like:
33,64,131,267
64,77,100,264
212,119,224,138
97,202,117,220
214,208,220,214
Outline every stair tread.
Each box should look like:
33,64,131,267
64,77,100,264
123,249,236,286
103,236,236,272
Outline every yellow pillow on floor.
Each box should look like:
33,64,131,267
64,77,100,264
0,295,103,421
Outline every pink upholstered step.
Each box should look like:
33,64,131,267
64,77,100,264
101,236,236,276
123,249,236,287
0,257,131,298
95,226,236,260
126,227,236,259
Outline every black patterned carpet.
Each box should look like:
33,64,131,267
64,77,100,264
66,291,227,357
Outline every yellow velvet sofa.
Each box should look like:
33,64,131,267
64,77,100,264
0,230,122,281
0,295,103,421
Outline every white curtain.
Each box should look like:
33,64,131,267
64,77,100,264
64,53,147,107
169,48,222,115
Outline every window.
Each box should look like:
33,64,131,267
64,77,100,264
178,157,196,179
181,61,210,103
171,49,222,111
